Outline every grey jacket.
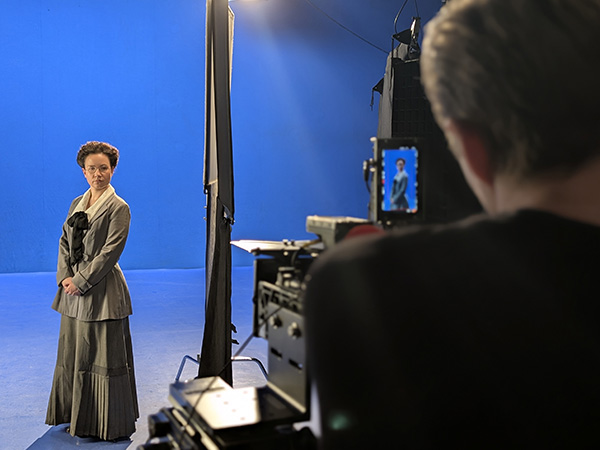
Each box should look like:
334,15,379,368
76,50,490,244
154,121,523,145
51,192,132,321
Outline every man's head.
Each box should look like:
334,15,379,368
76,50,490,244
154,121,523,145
421,0,600,182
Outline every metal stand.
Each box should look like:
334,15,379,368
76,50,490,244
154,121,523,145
175,354,268,383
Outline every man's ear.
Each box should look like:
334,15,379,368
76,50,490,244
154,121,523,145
443,119,494,187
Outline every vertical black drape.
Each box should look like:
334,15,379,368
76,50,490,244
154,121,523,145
199,0,235,385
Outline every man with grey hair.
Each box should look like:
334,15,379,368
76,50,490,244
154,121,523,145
304,0,600,448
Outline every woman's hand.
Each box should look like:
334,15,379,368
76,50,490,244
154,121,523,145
62,277,81,296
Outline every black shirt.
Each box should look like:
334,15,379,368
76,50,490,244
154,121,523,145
304,210,600,449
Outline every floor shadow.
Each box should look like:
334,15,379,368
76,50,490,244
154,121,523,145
27,424,132,450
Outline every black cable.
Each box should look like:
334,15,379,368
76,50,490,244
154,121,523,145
363,159,373,194
302,0,388,54
289,240,320,268
391,0,411,52
393,0,411,34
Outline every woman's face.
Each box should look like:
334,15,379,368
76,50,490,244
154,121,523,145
82,153,115,192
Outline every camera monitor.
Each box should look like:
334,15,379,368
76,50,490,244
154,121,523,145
371,137,420,226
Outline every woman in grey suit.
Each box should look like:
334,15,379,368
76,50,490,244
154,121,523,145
391,157,409,210
46,141,139,440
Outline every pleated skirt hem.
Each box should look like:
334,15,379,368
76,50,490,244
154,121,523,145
46,315,139,441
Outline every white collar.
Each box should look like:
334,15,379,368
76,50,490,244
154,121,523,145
71,184,116,222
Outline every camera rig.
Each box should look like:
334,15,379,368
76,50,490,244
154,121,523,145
139,217,371,450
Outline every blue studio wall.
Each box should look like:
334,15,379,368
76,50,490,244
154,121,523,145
0,0,442,273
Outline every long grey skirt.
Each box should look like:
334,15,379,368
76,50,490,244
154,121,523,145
45,315,139,440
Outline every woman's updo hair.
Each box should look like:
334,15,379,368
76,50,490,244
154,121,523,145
77,141,120,168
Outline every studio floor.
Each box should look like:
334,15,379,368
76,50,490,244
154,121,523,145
0,267,271,449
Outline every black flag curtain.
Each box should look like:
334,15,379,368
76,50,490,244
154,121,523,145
199,0,235,385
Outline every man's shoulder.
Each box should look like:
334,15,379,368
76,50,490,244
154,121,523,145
309,209,599,277
314,213,494,264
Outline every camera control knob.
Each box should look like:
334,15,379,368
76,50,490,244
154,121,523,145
269,315,282,329
288,322,302,339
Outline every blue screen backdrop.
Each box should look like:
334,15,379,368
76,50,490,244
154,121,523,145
0,0,442,273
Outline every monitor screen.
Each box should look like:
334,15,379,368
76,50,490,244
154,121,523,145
381,146,418,214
